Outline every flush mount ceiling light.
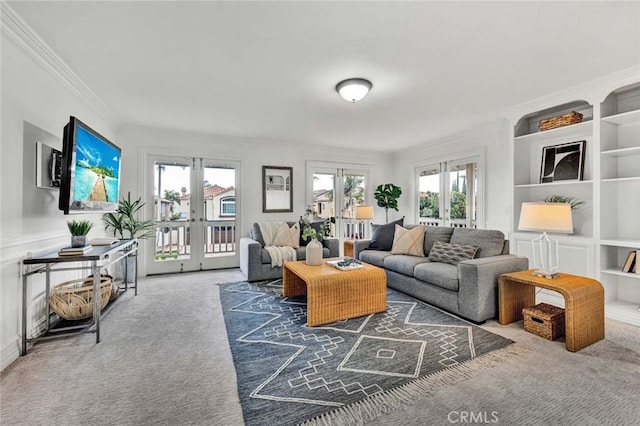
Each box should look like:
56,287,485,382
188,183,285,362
336,78,372,103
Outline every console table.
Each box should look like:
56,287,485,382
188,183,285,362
498,270,604,352
21,239,138,355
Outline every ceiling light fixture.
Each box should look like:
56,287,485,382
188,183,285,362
336,78,372,103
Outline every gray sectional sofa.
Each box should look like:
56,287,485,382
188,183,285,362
352,225,528,323
240,222,340,282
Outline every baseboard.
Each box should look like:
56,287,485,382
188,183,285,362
1,336,20,372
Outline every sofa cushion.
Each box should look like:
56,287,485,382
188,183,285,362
428,240,478,265
250,223,266,247
383,254,430,277
391,225,426,257
450,228,505,258
369,218,404,251
359,250,391,268
424,227,454,256
261,246,330,264
413,262,460,292
272,222,300,248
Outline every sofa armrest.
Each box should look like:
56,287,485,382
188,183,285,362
353,239,372,260
457,254,529,323
322,238,340,258
239,237,263,281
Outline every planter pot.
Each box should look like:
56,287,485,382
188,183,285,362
118,255,137,284
71,235,88,248
305,238,323,266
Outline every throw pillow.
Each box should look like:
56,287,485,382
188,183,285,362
391,225,426,257
428,240,478,265
272,222,300,248
369,217,404,251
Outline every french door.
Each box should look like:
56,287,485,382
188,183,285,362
148,155,239,274
306,162,371,245
417,156,482,229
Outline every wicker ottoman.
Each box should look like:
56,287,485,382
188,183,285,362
283,259,387,326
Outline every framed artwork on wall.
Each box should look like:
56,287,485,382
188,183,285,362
540,140,586,184
262,166,293,213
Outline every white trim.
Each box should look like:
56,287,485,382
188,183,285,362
0,2,119,126
1,338,20,372
0,231,68,264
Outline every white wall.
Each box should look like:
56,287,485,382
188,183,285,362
0,26,118,369
391,119,512,236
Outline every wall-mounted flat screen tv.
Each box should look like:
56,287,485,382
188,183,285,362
58,116,121,214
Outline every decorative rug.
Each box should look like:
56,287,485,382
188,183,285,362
219,280,516,426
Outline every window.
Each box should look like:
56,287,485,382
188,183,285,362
220,196,236,216
416,155,482,229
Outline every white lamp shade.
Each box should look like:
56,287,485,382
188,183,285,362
355,205,374,220
518,202,573,233
336,78,372,103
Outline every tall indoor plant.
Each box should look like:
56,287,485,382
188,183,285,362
103,192,155,282
374,183,402,223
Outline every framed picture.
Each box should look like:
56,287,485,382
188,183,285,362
540,140,586,184
262,166,293,213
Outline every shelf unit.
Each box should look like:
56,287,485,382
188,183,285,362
511,82,640,327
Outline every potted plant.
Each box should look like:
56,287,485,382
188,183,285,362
103,192,155,282
67,220,93,248
374,183,402,223
300,206,334,266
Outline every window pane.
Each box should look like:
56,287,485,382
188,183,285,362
343,173,366,218
418,167,440,222
312,173,334,220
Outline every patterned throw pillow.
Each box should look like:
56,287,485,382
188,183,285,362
272,222,300,248
428,240,478,265
391,225,426,257
369,217,404,251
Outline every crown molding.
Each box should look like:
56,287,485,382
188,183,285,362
503,65,640,123
1,2,120,126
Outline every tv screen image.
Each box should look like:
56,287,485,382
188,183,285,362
59,117,121,214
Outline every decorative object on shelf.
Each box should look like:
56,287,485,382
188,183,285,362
518,202,573,279
622,251,637,273
262,166,293,213
374,183,402,223
336,78,372,103
543,195,585,210
67,220,93,248
538,111,583,131
49,275,112,320
539,140,586,183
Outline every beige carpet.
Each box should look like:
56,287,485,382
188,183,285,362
1,269,639,425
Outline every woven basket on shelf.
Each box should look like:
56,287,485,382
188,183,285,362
49,275,112,320
538,111,583,131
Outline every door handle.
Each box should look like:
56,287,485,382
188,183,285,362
199,218,204,222
190,218,195,222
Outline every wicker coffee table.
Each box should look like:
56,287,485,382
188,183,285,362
283,259,387,326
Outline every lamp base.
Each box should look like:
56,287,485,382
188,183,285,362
532,269,560,279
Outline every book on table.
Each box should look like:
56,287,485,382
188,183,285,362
58,245,93,256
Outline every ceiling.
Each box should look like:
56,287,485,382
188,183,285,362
7,1,640,152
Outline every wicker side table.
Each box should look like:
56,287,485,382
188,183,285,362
498,270,604,352
283,259,386,326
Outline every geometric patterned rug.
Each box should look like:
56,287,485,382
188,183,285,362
219,280,515,426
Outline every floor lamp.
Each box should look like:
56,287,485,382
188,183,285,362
355,205,374,239
518,202,573,279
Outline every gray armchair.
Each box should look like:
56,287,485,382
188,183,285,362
239,222,339,282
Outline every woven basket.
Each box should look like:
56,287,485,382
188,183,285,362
49,275,112,320
523,303,565,341
539,111,583,131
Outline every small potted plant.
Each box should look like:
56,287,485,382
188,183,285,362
67,220,93,248
300,205,334,266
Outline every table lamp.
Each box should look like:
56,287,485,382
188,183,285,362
518,202,573,279
355,205,375,239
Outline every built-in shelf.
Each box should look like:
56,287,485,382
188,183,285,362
601,268,640,279
600,239,640,249
514,120,592,143
604,300,640,327
601,109,640,125
601,176,640,183
601,146,640,157
514,180,593,188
